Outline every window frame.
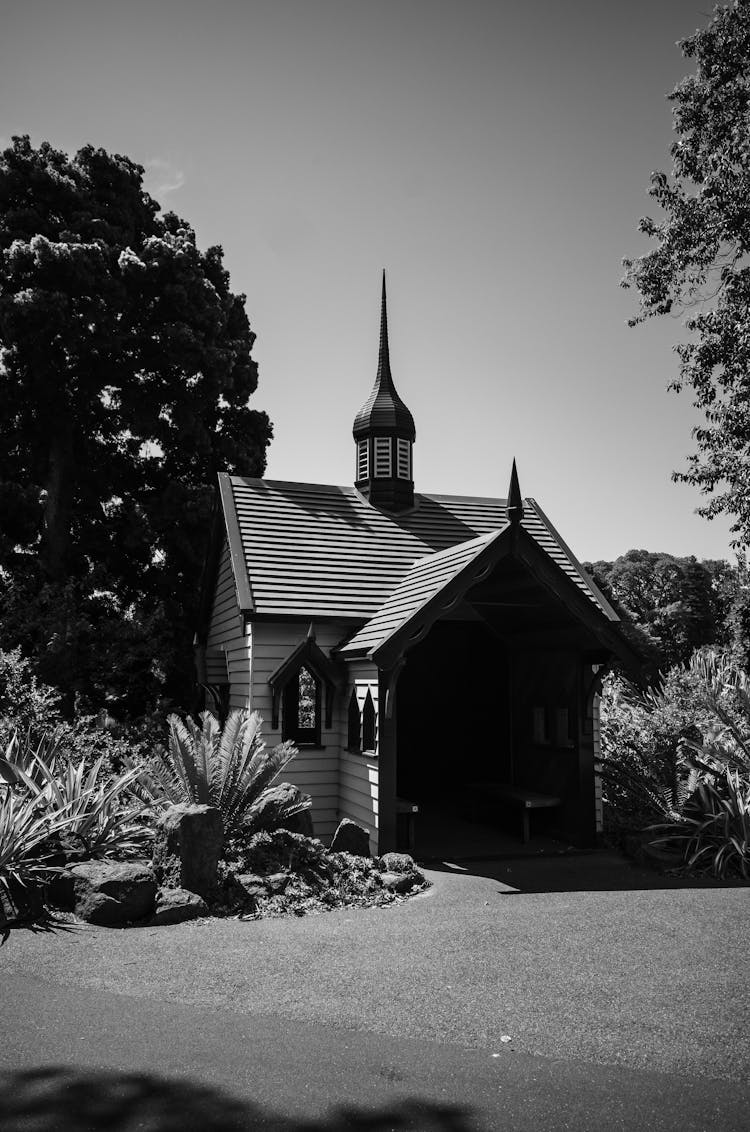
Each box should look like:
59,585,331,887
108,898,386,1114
361,688,376,753
282,665,322,746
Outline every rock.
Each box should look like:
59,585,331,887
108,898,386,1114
45,869,76,911
247,783,314,837
378,852,416,874
150,886,208,926
244,830,329,878
237,873,269,899
0,878,46,932
264,871,290,895
379,870,424,894
70,860,157,926
152,803,223,899
329,819,371,858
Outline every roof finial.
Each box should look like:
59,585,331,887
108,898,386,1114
377,268,392,388
507,458,523,524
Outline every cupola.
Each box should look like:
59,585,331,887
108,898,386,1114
353,272,416,511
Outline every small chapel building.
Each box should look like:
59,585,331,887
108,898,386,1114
198,276,641,855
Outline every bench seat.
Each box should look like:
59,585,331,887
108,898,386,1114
464,782,561,843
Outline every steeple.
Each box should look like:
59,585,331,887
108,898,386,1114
353,272,416,512
507,458,524,524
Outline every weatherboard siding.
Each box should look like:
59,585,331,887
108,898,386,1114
251,620,350,843
339,754,379,854
206,542,249,692
338,661,380,852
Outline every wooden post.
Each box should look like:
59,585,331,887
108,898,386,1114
377,666,400,853
575,659,598,850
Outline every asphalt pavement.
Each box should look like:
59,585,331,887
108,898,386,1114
2,853,749,1130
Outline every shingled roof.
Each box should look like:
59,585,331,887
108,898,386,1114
217,474,618,625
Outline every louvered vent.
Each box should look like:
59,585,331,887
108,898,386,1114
397,438,411,480
374,437,392,478
357,439,369,481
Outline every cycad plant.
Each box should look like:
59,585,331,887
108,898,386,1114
134,709,308,842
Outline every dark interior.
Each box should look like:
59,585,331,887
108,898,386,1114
392,558,601,854
396,619,510,802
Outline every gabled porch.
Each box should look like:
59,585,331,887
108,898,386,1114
341,497,641,858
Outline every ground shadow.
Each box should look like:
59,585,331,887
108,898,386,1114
0,1067,482,1132
421,850,750,894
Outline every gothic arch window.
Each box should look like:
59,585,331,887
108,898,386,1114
268,629,340,748
347,688,361,751
361,688,376,752
282,665,321,745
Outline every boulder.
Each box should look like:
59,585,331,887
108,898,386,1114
264,871,290,895
379,870,423,894
45,869,76,911
247,783,314,838
378,852,416,874
150,886,208,926
237,873,270,900
0,878,46,933
243,830,329,878
152,803,223,899
329,819,371,858
70,860,157,926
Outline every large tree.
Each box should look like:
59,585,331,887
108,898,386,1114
623,1,750,548
0,137,272,715
586,550,737,669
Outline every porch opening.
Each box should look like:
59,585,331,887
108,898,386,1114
394,617,584,859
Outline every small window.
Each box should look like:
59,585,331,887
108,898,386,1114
361,689,376,752
347,689,361,751
396,438,411,480
282,665,321,744
532,706,548,745
373,437,392,478
555,708,571,747
357,439,369,481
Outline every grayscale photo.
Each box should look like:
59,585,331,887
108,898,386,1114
1,2,748,1129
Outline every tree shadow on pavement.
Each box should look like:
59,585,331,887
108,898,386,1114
425,851,750,893
0,1067,483,1132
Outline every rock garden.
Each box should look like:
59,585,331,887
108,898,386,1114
0,708,427,939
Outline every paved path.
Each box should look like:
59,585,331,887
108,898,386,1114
2,853,749,1129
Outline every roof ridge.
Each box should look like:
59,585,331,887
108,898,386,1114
525,498,620,622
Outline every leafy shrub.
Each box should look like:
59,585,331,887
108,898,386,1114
601,649,750,876
0,789,72,895
0,731,152,869
218,829,426,920
134,709,308,842
599,667,707,834
650,769,750,879
0,648,62,738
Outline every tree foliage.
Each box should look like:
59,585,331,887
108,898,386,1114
623,1,750,547
0,137,272,715
586,549,738,668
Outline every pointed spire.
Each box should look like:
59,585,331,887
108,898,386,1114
306,622,316,642
377,269,392,390
507,458,524,524
352,272,415,442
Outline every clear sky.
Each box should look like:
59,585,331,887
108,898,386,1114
1,0,739,564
